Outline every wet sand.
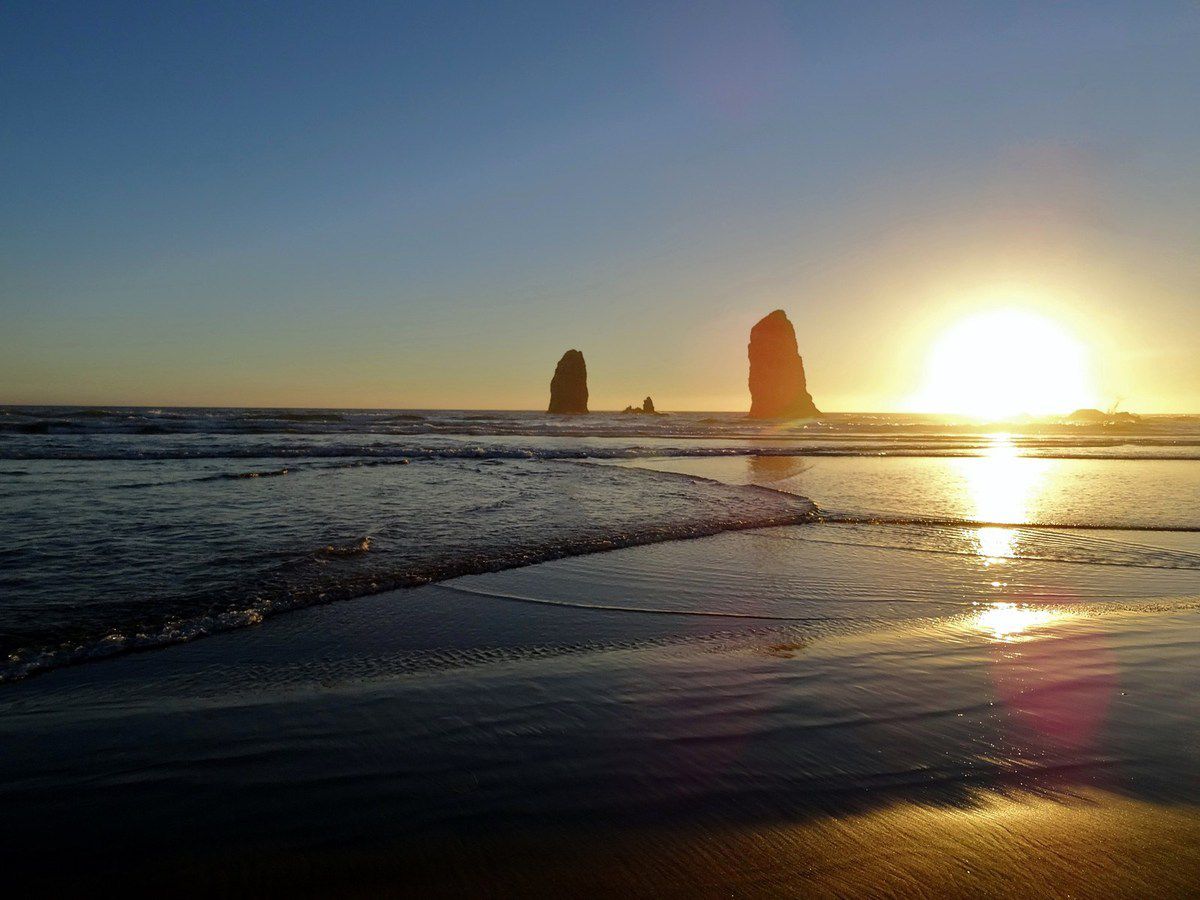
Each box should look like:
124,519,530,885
148,790,1200,897
3,521,1199,895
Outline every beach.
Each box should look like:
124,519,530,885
2,409,1199,893
7,2,1200,893
3,541,1200,894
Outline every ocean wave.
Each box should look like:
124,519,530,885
5,440,1200,463
3,405,1199,448
107,460,417,489
73,408,122,418
313,536,373,559
222,467,291,479
0,513,815,683
0,465,817,683
238,411,347,423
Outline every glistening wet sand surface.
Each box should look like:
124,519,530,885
145,791,1200,898
3,521,1199,895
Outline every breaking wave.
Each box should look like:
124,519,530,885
5,441,1200,462
0,463,816,683
3,405,1200,462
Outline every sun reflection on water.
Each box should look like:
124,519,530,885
975,602,1062,642
961,435,1047,564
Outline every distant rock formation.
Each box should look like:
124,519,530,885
747,310,819,419
1066,408,1139,425
622,396,662,415
548,350,588,414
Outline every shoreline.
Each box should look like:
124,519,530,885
0,464,816,684
5,525,1200,892
4,440,1199,895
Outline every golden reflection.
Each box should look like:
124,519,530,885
748,455,809,483
976,526,1017,562
975,602,1062,642
960,435,1047,563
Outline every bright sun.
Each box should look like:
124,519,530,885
911,308,1096,419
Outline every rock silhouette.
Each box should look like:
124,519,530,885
548,350,588,414
747,310,819,419
622,396,661,415
1067,408,1139,425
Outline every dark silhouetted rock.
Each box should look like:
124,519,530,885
1067,408,1139,425
747,310,819,419
622,396,662,415
548,350,588,414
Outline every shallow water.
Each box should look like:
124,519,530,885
621,442,1200,530
0,458,810,679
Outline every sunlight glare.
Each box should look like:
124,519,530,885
975,602,1061,642
960,435,1047,562
911,308,1095,419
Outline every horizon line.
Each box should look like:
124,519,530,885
2,403,1196,418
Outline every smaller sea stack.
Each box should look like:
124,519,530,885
747,310,819,419
622,396,661,415
548,349,588,414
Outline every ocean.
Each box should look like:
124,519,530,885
3,406,1200,891
2,406,1197,680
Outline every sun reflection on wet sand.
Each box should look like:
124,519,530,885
961,434,1047,564
974,602,1063,642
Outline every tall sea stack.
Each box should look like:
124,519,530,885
548,349,588,414
747,310,819,419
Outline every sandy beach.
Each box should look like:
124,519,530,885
5,463,1199,893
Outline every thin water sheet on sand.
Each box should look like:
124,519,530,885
2,522,1199,895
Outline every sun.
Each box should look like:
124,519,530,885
910,308,1096,419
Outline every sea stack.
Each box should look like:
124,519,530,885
622,396,661,415
747,310,819,419
548,349,588,414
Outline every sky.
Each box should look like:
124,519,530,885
2,1,1198,413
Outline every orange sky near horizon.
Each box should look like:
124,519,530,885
7,241,1193,415
3,4,1197,415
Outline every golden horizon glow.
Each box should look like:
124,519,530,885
909,307,1097,419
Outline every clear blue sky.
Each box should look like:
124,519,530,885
3,1,1197,411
